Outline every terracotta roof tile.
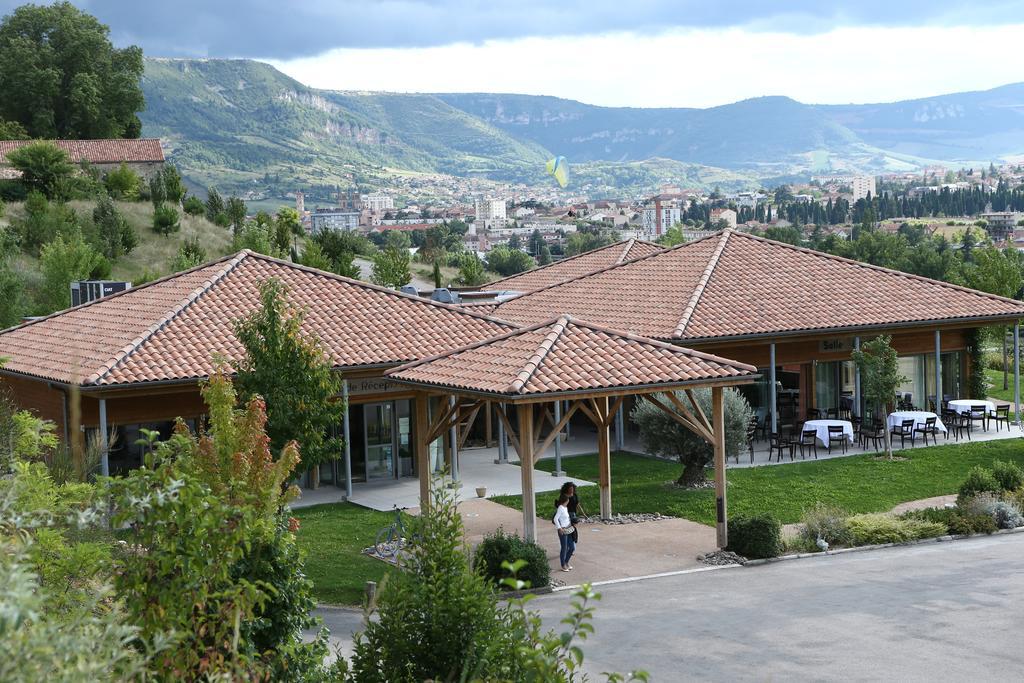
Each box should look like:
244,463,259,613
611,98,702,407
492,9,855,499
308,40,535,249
387,315,757,397
0,251,513,386
0,139,164,164
493,230,1024,341
484,239,663,293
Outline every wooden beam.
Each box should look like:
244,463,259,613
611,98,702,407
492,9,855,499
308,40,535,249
596,395,612,519
666,392,715,444
588,396,607,424
647,394,714,445
414,393,431,511
458,402,483,449
606,395,626,428
484,401,493,447
427,398,462,444
712,386,728,549
684,389,713,434
575,399,599,426
533,400,582,463
517,405,537,542
494,404,522,456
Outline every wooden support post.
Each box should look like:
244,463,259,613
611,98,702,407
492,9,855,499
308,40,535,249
517,405,537,542
596,395,612,520
485,401,493,447
98,398,109,477
415,393,431,511
712,386,728,548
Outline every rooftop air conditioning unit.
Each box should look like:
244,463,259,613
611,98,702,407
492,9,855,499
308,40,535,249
70,280,132,307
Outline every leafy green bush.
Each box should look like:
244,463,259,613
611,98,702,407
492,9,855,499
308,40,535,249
958,466,1000,504
799,502,853,547
473,528,550,590
151,204,180,236
901,507,999,536
727,514,781,559
103,163,141,200
182,195,206,216
991,460,1024,492
846,513,946,545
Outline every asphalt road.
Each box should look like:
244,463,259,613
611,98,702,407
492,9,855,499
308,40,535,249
314,533,1024,681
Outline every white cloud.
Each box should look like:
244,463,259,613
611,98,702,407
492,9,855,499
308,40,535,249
271,24,1024,107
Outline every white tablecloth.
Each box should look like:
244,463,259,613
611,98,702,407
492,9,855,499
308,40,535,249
803,419,854,446
947,399,996,417
887,410,947,434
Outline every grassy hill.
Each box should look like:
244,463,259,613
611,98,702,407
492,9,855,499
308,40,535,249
140,58,550,195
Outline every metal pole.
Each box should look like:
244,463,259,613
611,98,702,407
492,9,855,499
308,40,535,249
769,342,778,433
934,330,942,413
615,403,625,450
1015,322,1021,429
449,395,459,481
853,336,862,418
98,398,109,477
495,403,507,464
342,380,353,499
552,400,564,476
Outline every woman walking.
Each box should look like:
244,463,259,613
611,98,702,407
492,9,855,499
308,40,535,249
554,493,576,571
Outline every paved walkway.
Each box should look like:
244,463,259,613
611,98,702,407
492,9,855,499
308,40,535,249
459,498,711,584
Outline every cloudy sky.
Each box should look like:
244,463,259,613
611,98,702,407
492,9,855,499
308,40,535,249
9,1,1024,107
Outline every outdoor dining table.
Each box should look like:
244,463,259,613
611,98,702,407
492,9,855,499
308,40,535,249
803,419,854,446
887,410,947,434
947,399,997,417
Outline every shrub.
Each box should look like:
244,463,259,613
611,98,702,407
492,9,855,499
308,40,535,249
990,501,1024,530
727,514,781,559
991,460,1024,492
473,528,550,590
799,502,853,547
958,466,1000,504
845,513,946,545
103,163,141,200
6,141,73,197
152,204,180,236
949,512,998,535
182,195,206,216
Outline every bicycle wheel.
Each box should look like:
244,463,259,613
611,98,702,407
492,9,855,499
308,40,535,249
375,526,400,558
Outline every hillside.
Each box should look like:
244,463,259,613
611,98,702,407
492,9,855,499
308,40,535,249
140,58,549,194
139,58,1024,195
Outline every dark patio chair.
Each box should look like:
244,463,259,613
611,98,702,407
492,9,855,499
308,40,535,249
968,404,988,432
744,419,758,463
806,408,821,420
768,432,792,463
863,420,886,452
913,416,940,446
798,428,818,460
826,424,847,454
993,405,1010,432
942,409,963,442
758,414,772,441
890,418,916,449
825,407,839,419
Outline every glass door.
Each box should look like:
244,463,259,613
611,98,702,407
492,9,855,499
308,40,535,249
365,402,395,480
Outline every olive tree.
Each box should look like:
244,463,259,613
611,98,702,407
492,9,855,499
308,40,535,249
852,335,906,460
631,388,752,487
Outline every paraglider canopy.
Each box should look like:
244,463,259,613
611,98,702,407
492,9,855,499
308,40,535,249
546,156,569,188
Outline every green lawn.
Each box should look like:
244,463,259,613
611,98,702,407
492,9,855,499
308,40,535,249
493,440,1024,526
986,368,1020,404
293,502,397,605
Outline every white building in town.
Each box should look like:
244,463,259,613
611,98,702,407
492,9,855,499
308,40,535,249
641,200,681,237
310,209,361,233
851,176,877,202
362,193,395,212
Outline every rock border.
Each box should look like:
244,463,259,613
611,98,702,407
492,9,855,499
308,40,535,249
742,525,1024,566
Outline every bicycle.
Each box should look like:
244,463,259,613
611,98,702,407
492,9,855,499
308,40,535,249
374,506,412,559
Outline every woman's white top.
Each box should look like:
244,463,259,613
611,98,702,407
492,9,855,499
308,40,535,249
553,505,571,529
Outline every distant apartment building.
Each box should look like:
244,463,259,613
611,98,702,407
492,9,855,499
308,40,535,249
362,192,394,212
475,197,507,222
850,176,876,202
710,207,737,229
641,197,682,237
310,208,361,233
980,212,1021,241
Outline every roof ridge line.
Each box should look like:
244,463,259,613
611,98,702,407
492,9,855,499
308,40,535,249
509,315,570,394
86,252,248,385
615,239,637,264
485,239,654,290
674,229,732,338
734,230,1024,308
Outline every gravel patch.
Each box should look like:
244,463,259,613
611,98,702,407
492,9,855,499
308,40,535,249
697,550,746,566
578,512,672,525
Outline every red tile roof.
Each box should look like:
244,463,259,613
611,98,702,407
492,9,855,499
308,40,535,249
0,139,164,164
484,239,664,293
387,315,756,398
492,229,1024,342
0,251,513,387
